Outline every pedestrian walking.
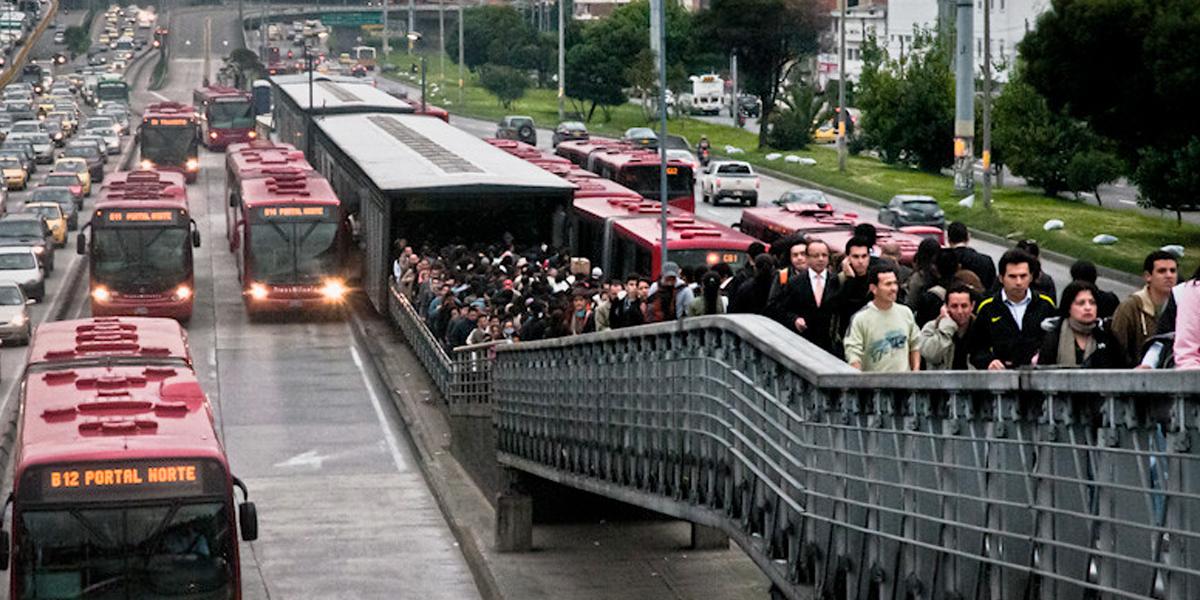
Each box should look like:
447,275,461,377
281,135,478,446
1113,251,1178,365
966,249,1057,370
843,264,921,372
917,284,975,370
1037,281,1126,368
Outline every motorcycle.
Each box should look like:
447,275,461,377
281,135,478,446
698,146,711,167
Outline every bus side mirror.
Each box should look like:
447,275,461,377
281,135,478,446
75,232,86,255
229,194,236,208
0,529,8,571
191,223,201,248
239,502,258,541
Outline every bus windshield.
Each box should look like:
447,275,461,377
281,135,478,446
249,219,338,284
207,101,253,129
619,166,694,197
142,125,196,165
17,502,234,599
96,83,130,103
670,249,749,273
92,227,190,292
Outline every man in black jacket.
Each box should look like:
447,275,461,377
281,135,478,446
765,239,840,353
947,222,997,293
967,249,1058,369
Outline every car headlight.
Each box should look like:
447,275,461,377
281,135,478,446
186,158,199,171
31,246,44,254
140,159,153,170
10,312,26,325
320,279,347,301
173,285,192,301
91,286,111,302
248,282,268,300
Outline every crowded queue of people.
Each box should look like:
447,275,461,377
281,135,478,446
392,221,1198,373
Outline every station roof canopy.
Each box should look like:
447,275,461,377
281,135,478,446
270,74,414,115
315,113,577,196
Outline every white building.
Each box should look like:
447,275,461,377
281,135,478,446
817,3,887,87
885,0,1052,82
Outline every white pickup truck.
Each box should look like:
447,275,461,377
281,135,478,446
700,160,760,207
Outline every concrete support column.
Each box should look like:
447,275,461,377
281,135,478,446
690,522,730,550
495,469,533,552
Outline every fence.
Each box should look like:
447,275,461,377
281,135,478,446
489,314,1200,600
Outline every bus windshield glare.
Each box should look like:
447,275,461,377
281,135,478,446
142,126,196,165
207,101,253,129
92,227,190,292
249,219,338,284
18,502,234,599
619,167,693,197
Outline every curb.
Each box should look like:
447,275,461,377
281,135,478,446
347,304,506,600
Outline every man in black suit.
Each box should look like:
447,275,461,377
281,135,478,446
766,239,840,353
947,222,997,294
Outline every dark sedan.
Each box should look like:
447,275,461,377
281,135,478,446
552,121,589,148
878,194,946,228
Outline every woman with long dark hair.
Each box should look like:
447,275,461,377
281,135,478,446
1037,281,1126,368
687,270,726,316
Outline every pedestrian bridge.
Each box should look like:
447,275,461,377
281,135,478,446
387,282,1200,600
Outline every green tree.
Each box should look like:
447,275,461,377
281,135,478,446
479,64,529,109
565,41,626,121
766,83,824,150
857,31,954,172
1065,150,1124,207
65,25,90,56
701,0,821,148
454,6,534,70
992,74,1085,196
1020,0,1199,218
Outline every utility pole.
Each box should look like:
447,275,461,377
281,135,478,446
458,5,464,109
407,0,414,54
836,0,846,172
651,0,668,270
382,0,389,58
982,0,993,209
730,51,738,122
438,0,444,80
952,0,975,194
557,0,564,121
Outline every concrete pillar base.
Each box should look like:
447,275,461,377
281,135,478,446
495,492,533,552
690,522,730,550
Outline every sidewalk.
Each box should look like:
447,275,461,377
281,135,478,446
349,301,772,600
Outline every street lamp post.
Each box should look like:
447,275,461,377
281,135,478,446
458,6,464,109
837,0,847,173
557,0,564,121
407,32,425,112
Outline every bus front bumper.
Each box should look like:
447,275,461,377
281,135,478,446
205,129,256,151
90,287,194,322
243,282,348,314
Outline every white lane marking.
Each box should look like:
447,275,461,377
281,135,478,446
150,91,170,101
350,345,409,472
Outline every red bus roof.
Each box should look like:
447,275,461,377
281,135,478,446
142,101,197,121
226,143,312,181
612,215,760,251
738,203,863,239
816,226,928,265
97,170,189,211
195,84,250,101
573,196,688,222
566,168,599,180
27,317,193,367
589,148,693,170
227,140,298,154
569,177,642,200
555,137,625,164
240,168,339,208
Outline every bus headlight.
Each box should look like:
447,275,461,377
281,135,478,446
320,279,347,301
186,158,199,171
209,131,218,140
248,282,268,301
91,286,111,302
173,285,192,301
140,159,153,170
247,130,257,139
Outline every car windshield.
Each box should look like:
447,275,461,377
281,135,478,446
92,226,190,291
207,100,253,129
88,117,115,128
46,174,79,187
26,206,60,220
0,285,23,303
249,219,339,284
902,199,939,210
508,118,532,128
11,123,40,133
716,163,753,175
32,189,73,204
0,158,20,168
627,129,655,139
0,252,35,269
64,147,96,159
558,122,584,132
0,220,42,238
17,502,235,600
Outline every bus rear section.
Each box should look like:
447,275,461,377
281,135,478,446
590,149,696,213
608,215,762,280
78,170,201,321
139,102,201,183
2,317,258,599
223,142,312,249
235,170,346,316
194,86,256,151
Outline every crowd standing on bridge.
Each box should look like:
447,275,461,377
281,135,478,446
392,223,1199,372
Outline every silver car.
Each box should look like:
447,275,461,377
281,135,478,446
85,124,121,155
0,281,31,344
9,132,54,163
0,246,44,303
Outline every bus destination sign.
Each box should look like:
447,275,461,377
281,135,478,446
260,206,329,219
103,210,182,225
145,117,192,126
23,459,223,503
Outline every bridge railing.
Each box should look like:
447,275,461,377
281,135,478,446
490,314,1200,600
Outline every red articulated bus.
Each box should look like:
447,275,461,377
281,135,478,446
78,170,202,321
555,137,626,168
587,148,696,213
572,196,689,273
224,141,312,247
738,202,942,264
568,176,644,202
2,317,258,599
193,85,256,151
608,215,761,279
232,168,347,316
138,101,201,183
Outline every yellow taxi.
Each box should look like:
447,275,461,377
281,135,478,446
0,156,27,190
99,34,111,45
52,158,92,196
24,203,67,247
813,122,837,144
